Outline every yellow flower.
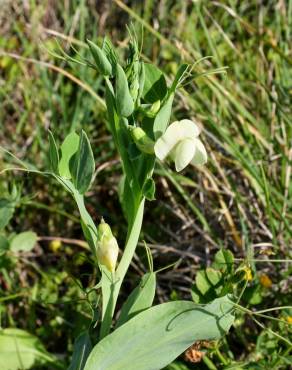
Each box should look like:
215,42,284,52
259,274,272,288
242,266,253,281
49,239,62,253
286,316,292,324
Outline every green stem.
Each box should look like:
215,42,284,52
203,355,218,370
215,347,228,366
100,198,145,338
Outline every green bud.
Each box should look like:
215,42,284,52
116,64,134,117
149,100,161,116
130,127,155,155
96,219,119,272
87,39,112,76
98,218,112,238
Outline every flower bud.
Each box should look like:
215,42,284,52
116,64,134,117
96,219,119,272
130,127,155,155
87,39,112,76
149,100,160,116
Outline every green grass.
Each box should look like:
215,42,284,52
0,0,291,369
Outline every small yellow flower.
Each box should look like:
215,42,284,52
243,266,253,281
286,316,292,324
259,274,272,288
49,239,62,253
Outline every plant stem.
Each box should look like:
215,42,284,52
100,199,145,337
203,355,218,370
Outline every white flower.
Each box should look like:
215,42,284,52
154,119,207,172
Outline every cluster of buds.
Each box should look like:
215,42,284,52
96,219,119,273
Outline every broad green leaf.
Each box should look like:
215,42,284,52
0,198,15,230
195,270,212,295
212,249,234,274
190,285,203,304
142,178,156,201
58,132,80,179
87,39,112,76
206,267,222,286
142,64,167,103
70,130,95,194
0,328,58,370
84,295,234,370
48,130,59,174
153,93,174,139
68,331,92,370
116,272,156,327
115,64,134,117
10,231,37,253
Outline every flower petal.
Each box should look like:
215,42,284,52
191,138,207,166
174,138,196,172
154,119,200,161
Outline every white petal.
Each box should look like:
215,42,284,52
154,119,200,161
191,138,207,166
174,138,196,172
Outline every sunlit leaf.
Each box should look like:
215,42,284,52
116,272,156,327
0,328,57,370
58,131,80,179
84,295,234,370
70,130,95,194
142,64,167,103
10,231,37,253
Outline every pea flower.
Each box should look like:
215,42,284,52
96,219,119,272
154,119,207,172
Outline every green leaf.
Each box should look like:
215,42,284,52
153,93,174,139
10,231,37,253
70,130,95,194
195,270,212,295
212,249,234,274
115,64,134,117
0,198,15,230
142,178,156,201
102,36,118,72
84,295,234,370
0,236,9,256
48,130,59,174
142,64,167,103
87,39,112,76
116,272,156,327
58,131,80,179
191,285,204,304
68,331,92,370
206,268,222,286
0,328,58,370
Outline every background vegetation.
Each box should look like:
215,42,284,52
0,0,291,369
